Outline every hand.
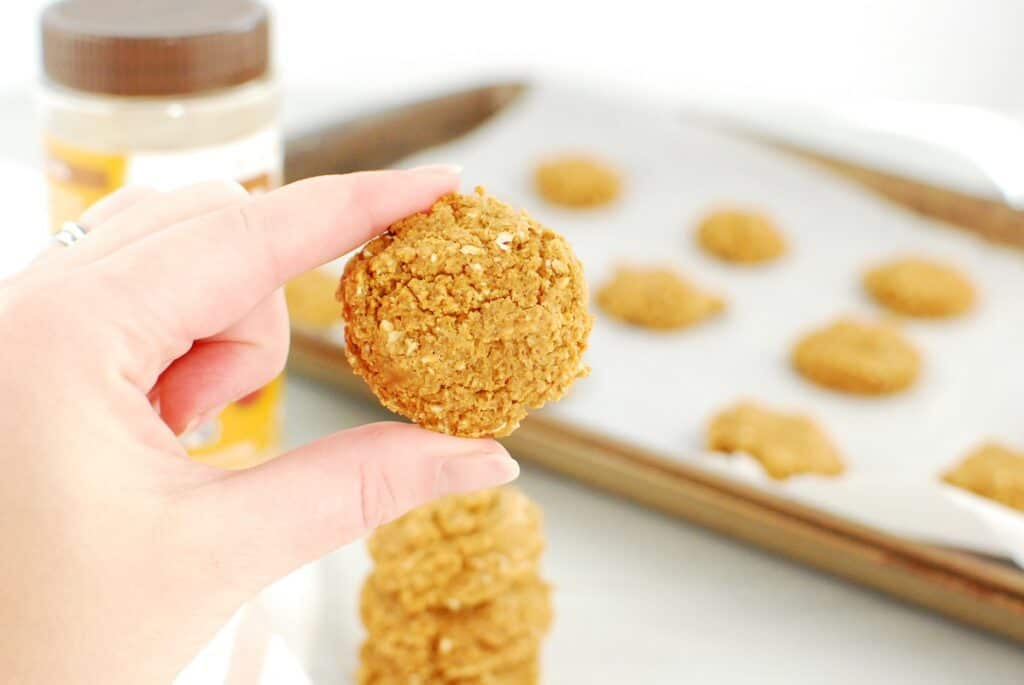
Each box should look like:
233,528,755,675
0,168,519,683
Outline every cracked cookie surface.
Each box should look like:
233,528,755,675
366,488,545,613
696,208,786,264
360,579,551,682
596,266,725,330
707,401,845,479
943,443,1024,511
864,257,975,318
792,318,920,395
359,641,539,685
339,187,592,437
533,154,621,208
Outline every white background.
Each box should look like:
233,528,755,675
4,0,1024,106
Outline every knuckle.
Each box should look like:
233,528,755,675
202,179,249,202
226,203,282,284
358,457,401,531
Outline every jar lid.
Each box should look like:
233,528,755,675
42,0,270,97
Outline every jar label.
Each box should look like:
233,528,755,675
45,127,285,469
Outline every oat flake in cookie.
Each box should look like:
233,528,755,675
339,187,593,438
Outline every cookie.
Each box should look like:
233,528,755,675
792,318,920,395
864,257,975,318
706,401,845,479
366,488,545,613
596,266,725,330
361,580,552,680
943,443,1024,511
284,268,341,329
695,208,786,264
360,488,550,685
358,641,539,685
533,154,621,208
339,187,592,438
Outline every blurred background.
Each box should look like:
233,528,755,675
5,0,1024,114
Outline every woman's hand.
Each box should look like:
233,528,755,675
0,168,519,683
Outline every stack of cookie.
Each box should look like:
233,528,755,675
357,488,552,685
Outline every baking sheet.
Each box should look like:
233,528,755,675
379,84,1024,559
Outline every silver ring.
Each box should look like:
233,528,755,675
54,221,90,247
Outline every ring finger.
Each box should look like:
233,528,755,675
42,180,249,268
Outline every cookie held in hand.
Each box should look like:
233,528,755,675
339,187,593,437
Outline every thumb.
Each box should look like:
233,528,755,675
184,422,519,590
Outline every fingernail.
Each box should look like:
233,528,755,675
198,404,228,426
179,416,200,437
409,163,463,175
178,404,227,437
438,452,520,496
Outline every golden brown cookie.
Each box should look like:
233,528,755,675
366,489,545,613
863,257,975,318
792,318,921,395
339,187,593,438
284,268,341,329
596,266,725,330
695,208,786,264
706,401,845,479
533,154,621,208
361,580,552,680
943,443,1024,511
358,641,539,685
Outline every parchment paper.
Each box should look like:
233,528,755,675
391,84,1024,559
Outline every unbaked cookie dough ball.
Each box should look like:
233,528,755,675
596,266,725,330
339,187,593,437
695,208,786,264
864,257,975,318
533,154,621,208
792,318,920,395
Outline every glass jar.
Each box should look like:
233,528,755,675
39,0,284,469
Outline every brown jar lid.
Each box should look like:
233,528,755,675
42,0,271,97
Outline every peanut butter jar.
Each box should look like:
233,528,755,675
39,0,284,468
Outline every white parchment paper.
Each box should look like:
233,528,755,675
392,84,1024,559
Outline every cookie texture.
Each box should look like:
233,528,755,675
864,257,975,318
696,208,786,264
533,155,621,208
360,581,551,682
284,268,341,329
359,642,538,685
339,188,592,438
359,489,551,685
943,443,1024,511
792,318,920,395
706,401,845,479
596,266,725,330
366,488,545,613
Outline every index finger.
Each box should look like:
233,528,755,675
94,167,459,345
